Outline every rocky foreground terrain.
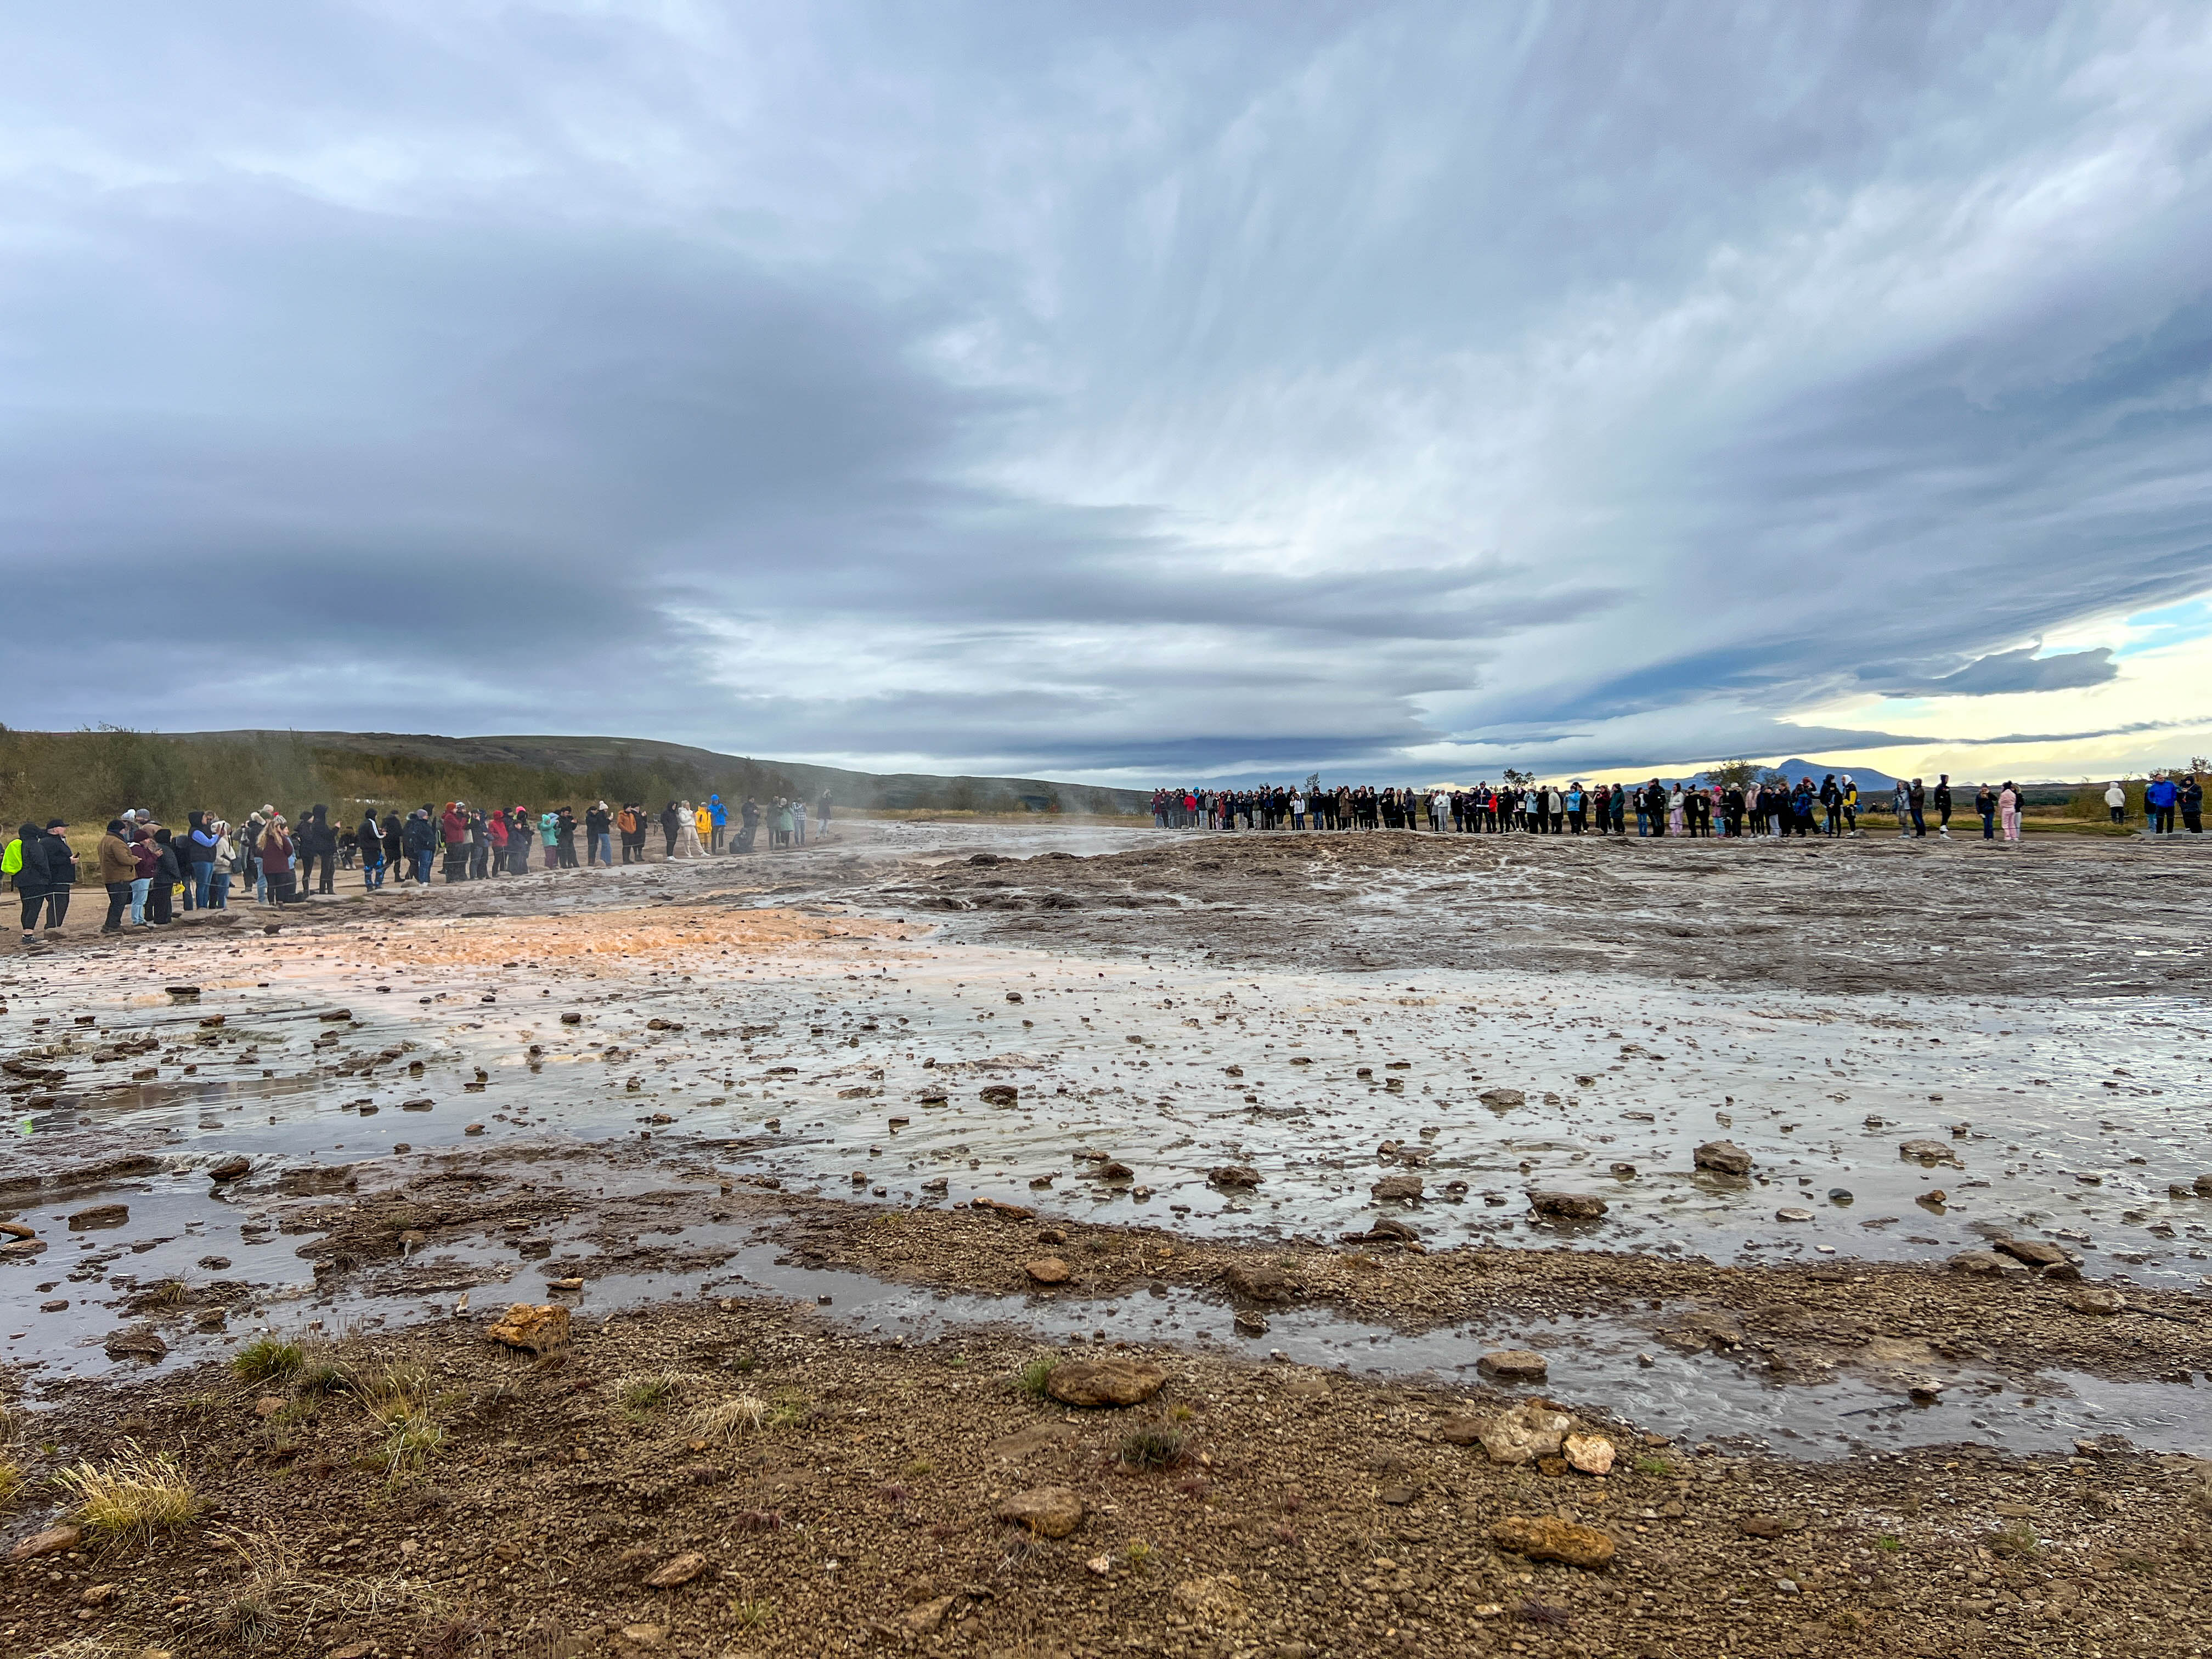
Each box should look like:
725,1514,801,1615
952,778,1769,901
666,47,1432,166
1,821,2206,1658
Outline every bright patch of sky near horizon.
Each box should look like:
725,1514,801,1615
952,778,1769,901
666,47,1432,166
1,2,2208,786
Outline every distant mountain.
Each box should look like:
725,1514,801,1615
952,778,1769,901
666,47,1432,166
1692,758,1903,791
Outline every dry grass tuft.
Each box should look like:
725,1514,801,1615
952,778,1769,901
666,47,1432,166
54,1444,201,1537
687,1393,768,1442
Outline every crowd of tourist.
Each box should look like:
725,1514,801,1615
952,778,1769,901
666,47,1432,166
5,789,834,947
1150,770,2205,842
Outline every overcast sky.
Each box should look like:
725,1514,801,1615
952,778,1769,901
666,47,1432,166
4,2,2209,785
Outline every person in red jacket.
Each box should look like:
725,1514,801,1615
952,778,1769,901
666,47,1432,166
439,802,469,883
486,806,509,876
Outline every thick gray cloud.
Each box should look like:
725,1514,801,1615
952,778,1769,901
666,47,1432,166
0,1,2208,782
1861,646,2119,697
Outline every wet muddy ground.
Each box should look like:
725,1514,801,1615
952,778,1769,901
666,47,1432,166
1,821,2207,1656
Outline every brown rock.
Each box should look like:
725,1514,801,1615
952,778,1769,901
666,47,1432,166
1436,1413,1485,1446
2066,1286,2125,1316
995,1484,1085,1538
1370,1174,1424,1201
1992,1237,2068,1269
1046,1357,1166,1407
1564,1432,1616,1475
0,1221,33,1240
905,1595,958,1634
644,1550,707,1588
1948,1250,2013,1274
1098,1161,1134,1181
1170,1575,1250,1628
1208,1165,1263,1188
486,1302,571,1354
1489,1514,1616,1568
67,1203,130,1231
104,1325,167,1362
1477,1348,1550,1382
1899,1138,1961,1165
1527,1190,1607,1220
1694,1139,1753,1176
969,1197,1035,1219
253,1396,286,1418
617,1628,666,1649
207,1156,251,1182
1477,1087,1526,1109
9,1523,82,1560
979,1084,1019,1106
1223,1262,1295,1303
1025,1257,1070,1285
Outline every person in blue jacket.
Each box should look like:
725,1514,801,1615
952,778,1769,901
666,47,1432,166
707,793,727,854
2145,774,2178,834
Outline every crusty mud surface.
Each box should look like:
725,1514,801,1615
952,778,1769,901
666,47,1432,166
1,821,2207,1657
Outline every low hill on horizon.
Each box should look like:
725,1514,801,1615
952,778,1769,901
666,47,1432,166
0,726,1150,827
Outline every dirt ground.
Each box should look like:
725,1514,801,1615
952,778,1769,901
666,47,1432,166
2,823,2208,1658
848,830,2212,998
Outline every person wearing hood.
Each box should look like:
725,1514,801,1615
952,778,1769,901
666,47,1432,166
707,793,726,854
147,826,185,924
9,820,75,946
659,800,680,858
297,804,338,895
357,808,387,891
439,802,469,882
402,806,436,884
737,796,760,853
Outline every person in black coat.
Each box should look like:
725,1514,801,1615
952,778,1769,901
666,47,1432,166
145,826,182,925
13,819,76,945
402,808,437,885
296,804,338,894
357,809,387,890
659,801,680,857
